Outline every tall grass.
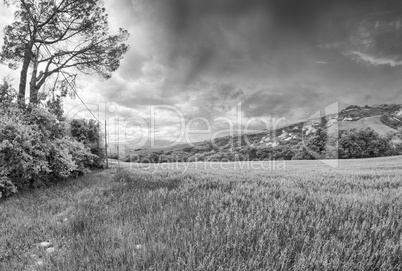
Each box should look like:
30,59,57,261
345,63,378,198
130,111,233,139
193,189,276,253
1,157,402,270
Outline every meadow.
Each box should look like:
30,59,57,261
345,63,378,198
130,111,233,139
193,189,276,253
1,156,402,270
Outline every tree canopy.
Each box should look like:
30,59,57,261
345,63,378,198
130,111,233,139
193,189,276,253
0,0,129,105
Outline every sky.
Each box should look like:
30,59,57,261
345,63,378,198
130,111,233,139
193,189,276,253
1,0,402,147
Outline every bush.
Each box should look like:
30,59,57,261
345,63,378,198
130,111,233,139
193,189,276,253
0,106,95,198
48,137,96,178
70,119,105,168
64,138,97,174
388,133,402,155
0,77,16,106
0,176,18,198
338,128,391,159
24,107,64,140
0,110,50,193
48,138,77,179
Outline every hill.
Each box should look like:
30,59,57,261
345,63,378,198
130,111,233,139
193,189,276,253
334,116,398,137
121,104,402,162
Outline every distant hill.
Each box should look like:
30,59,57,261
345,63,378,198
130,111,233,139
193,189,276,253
118,104,402,161
241,103,402,148
334,116,398,137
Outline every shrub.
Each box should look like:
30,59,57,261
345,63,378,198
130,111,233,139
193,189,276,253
48,137,96,179
388,133,402,155
0,176,18,198
338,128,391,159
62,138,97,175
0,106,95,198
0,109,50,193
0,77,16,106
48,139,77,179
69,119,105,168
24,107,64,140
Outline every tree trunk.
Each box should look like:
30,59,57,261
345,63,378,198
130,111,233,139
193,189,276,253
29,54,39,105
18,41,33,105
29,85,39,105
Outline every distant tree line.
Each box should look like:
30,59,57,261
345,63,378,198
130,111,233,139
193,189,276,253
122,127,402,163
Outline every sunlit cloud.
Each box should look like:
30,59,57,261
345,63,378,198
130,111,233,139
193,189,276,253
1,0,402,143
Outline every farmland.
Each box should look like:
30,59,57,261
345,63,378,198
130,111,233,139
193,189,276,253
1,156,402,270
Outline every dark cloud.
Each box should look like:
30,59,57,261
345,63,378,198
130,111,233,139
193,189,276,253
3,0,402,142
119,0,402,92
183,82,245,120
159,0,402,62
1,0,402,147
68,0,402,122
314,1,402,66
242,82,326,118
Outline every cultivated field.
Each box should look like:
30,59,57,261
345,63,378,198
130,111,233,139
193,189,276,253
1,157,402,270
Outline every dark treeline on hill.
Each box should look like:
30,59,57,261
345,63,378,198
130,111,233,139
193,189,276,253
121,104,402,163
0,80,105,199
123,128,402,163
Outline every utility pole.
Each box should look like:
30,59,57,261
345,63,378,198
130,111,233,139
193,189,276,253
98,105,100,150
105,120,108,169
117,117,120,169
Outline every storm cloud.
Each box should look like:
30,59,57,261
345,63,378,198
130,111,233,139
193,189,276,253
1,0,402,141
105,0,402,114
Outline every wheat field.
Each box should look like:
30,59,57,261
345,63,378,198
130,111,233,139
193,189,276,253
1,156,402,270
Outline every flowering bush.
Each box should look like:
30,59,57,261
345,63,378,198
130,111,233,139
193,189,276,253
0,106,96,198
0,176,17,198
59,138,97,175
69,118,105,168
0,110,50,194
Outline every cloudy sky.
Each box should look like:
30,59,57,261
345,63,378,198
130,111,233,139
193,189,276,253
1,0,402,147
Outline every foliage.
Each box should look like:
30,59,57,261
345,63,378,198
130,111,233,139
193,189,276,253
127,126,398,163
70,119,100,146
69,119,105,168
0,176,17,198
59,138,97,175
388,132,402,155
338,128,391,159
0,107,50,195
48,137,97,179
46,96,65,121
0,77,16,106
0,105,96,198
293,127,329,160
1,0,129,104
24,106,64,140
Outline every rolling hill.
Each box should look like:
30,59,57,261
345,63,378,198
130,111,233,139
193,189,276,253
334,115,398,137
118,104,402,161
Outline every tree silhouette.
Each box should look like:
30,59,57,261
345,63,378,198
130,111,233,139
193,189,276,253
1,0,129,105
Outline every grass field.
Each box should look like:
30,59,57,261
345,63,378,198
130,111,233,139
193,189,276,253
335,115,398,137
1,156,402,270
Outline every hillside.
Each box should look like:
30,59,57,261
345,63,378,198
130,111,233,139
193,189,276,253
334,116,398,137
123,104,402,162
